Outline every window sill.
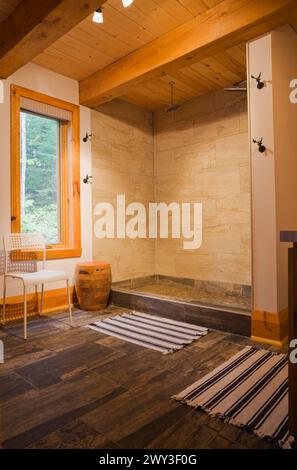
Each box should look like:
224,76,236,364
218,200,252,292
40,247,82,260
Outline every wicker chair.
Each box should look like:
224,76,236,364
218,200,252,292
2,233,72,339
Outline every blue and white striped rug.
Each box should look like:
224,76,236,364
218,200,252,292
174,346,293,449
87,311,209,354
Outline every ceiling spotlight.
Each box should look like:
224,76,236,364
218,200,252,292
93,7,104,23
122,0,134,7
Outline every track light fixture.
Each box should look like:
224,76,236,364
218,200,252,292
122,0,134,7
93,7,103,24
93,1,133,26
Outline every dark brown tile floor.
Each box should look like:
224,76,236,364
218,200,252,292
0,307,281,449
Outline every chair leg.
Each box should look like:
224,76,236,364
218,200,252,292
67,280,72,327
40,284,44,315
23,286,27,340
35,285,39,316
2,276,7,325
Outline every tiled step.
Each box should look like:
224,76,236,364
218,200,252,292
110,288,251,337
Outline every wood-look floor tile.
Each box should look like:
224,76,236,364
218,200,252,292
28,419,119,449
0,372,34,402
34,328,104,353
1,371,125,447
15,342,125,388
0,308,278,450
81,368,200,443
145,411,218,449
117,404,191,449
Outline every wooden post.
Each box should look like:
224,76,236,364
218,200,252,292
280,232,297,448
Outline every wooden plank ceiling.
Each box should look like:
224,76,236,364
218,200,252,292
32,0,246,110
3,0,296,110
33,0,226,81
123,44,247,110
78,0,297,109
0,0,108,78
0,0,22,22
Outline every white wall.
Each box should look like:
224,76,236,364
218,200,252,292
248,33,278,313
248,25,297,314
0,63,92,295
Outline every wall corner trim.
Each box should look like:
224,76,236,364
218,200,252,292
251,308,288,347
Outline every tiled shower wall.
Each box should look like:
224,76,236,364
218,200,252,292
154,91,251,286
91,91,251,285
91,100,155,281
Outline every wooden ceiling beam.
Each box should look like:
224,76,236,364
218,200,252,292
79,0,297,108
0,0,106,78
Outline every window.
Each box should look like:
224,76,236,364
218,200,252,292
11,85,81,259
20,111,61,244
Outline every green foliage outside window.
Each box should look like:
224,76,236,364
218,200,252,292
20,111,60,244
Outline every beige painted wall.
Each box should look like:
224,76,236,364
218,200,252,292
153,90,251,285
0,63,93,296
91,100,155,282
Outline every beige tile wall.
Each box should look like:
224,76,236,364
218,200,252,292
91,100,155,281
154,90,252,285
92,91,252,286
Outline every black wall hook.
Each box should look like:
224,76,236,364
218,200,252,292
83,175,93,184
253,138,266,154
83,132,92,143
251,73,265,90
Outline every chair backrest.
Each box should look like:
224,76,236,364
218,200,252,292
3,233,46,274
0,249,37,275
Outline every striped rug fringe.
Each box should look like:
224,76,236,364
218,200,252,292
87,311,209,354
174,346,293,449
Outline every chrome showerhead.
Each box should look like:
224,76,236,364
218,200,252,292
224,80,247,92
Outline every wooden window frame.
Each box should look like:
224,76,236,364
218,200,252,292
11,84,81,260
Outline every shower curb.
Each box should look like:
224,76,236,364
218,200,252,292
110,288,251,337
